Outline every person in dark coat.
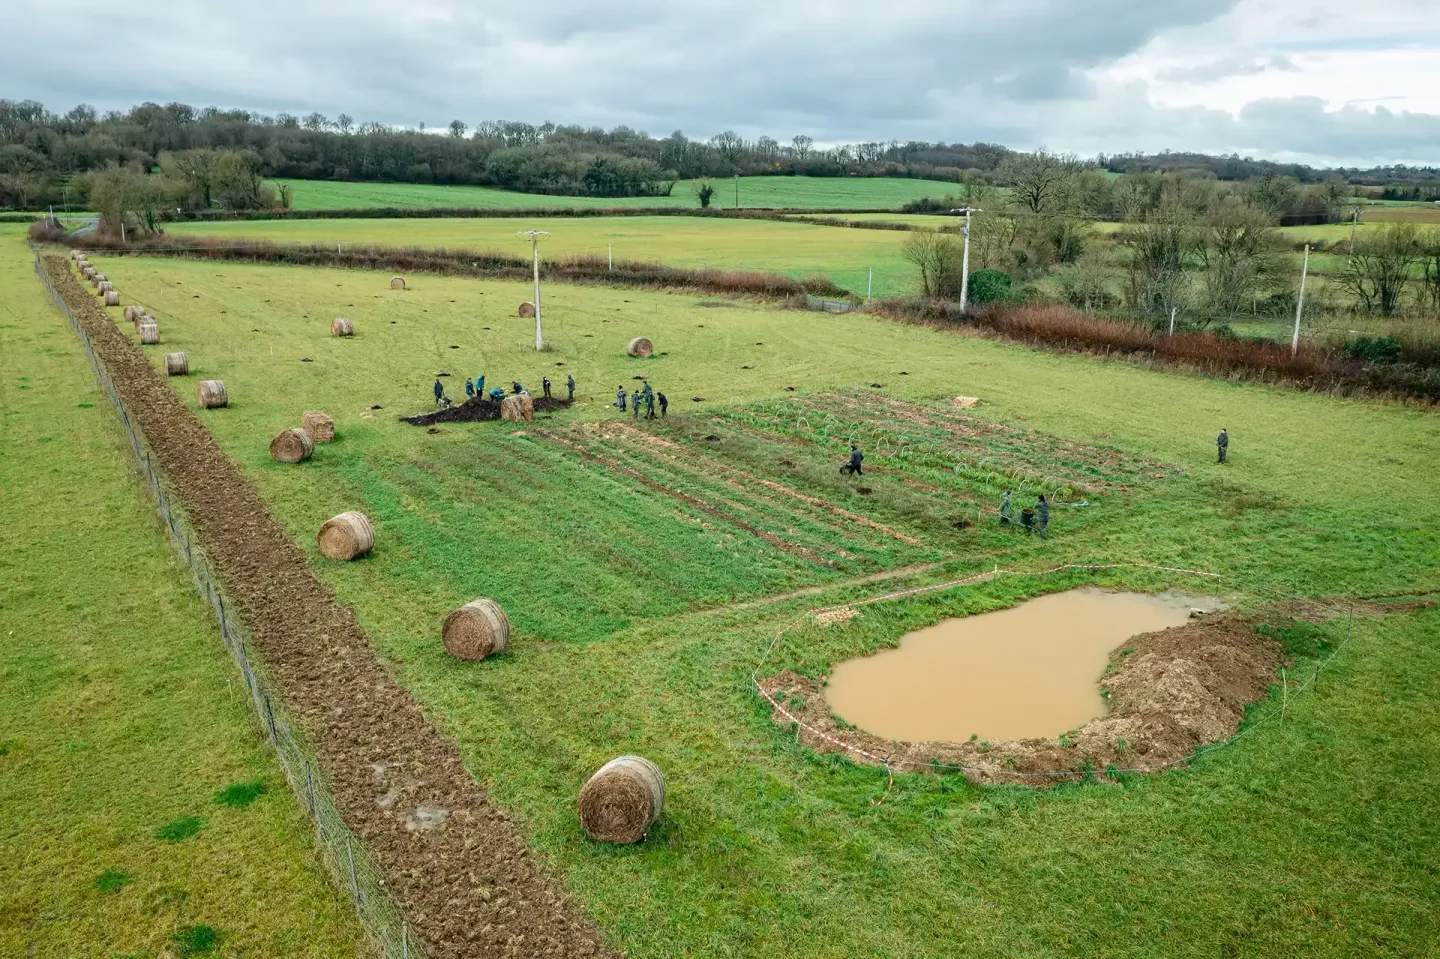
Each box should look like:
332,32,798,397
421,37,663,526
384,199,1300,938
644,390,656,419
999,490,1013,525
464,377,475,398
512,380,524,395
658,392,668,417
1217,428,1229,464
567,373,575,401
616,386,627,411
543,376,552,399
841,444,863,475
488,386,505,402
1035,494,1050,539
433,377,446,408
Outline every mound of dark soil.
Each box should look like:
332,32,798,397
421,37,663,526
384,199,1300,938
403,395,573,426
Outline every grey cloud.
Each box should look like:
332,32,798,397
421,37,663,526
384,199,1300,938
2,0,1436,165
1156,54,1298,83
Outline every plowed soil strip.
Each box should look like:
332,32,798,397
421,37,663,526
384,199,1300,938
41,256,614,959
594,423,924,546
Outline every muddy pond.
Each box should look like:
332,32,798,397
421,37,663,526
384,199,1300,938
824,589,1218,742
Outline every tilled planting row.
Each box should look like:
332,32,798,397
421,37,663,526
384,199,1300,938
42,255,615,959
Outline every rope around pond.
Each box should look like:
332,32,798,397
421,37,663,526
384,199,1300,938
749,561,1358,795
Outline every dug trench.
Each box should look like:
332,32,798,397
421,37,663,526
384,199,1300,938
761,600,1405,787
39,254,616,959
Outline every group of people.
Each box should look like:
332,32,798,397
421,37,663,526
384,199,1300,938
433,372,577,408
999,490,1051,538
615,381,668,419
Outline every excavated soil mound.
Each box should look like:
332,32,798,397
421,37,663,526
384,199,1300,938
762,609,1294,786
403,394,572,426
41,255,614,959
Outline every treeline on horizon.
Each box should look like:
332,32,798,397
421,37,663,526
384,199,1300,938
2,98,1438,211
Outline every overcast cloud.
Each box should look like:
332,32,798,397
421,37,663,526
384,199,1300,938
5,0,1438,166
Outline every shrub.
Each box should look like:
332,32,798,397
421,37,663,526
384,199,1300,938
1344,334,1403,364
967,268,1011,306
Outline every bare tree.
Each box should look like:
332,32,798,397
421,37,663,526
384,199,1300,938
303,112,330,132
1196,201,1286,322
710,130,746,168
902,230,965,297
998,148,1084,215
1124,205,1198,320
448,119,467,138
1337,223,1424,315
791,134,813,160
1419,229,1440,317
336,113,353,135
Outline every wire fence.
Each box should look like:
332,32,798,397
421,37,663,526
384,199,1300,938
32,246,422,959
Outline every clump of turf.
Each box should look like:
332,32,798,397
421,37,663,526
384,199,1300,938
93,868,130,893
172,924,220,955
154,815,204,842
214,779,266,809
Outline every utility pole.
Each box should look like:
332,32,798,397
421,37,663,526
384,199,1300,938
734,174,739,209
950,207,982,310
516,229,550,350
608,243,613,271
1169,306,1177,336
866,267,873,304
1349,206,1361,252
1292,243,1310,356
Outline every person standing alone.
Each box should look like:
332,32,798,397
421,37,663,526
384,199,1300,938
1035,494,1050,539
542,376,552,399
567,373,575,401
1217,428,1229,464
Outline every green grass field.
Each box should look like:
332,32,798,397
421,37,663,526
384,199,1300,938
168,214,922,296
271,176,964,212
0,230,364,956
62,247,1440,958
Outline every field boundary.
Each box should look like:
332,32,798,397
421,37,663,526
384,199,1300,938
32,246,424,959
32,246,616,959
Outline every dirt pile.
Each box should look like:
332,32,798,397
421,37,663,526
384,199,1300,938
762,608,1297,786
403,394,572,426
42,255,614,959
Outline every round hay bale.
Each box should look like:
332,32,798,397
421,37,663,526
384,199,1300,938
137,312,156,331
138,322,160,345
70,250,81,260
270,428,315,464
164,352,189,376
441,598,510,661
103,291,121,306
197,380,228,408
301,410,335,442
330,317,354,337
952,395,980,410
98,281,114,295
499,393,534,423
626,337,654,358
318,511,374,560
578,756,665,844
518,301,536,318
389,276,406,290
124,305,145,322
94,273,107,284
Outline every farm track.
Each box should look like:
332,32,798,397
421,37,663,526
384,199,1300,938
40,255,615,959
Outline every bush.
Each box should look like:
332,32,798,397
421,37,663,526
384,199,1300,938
968,268,1011,306
1344,334,1403,364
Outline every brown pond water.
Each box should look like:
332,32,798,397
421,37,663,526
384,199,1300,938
825,589,1215,742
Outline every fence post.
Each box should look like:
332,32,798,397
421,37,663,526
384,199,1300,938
306,761,317,815
346,835,361,903
263,693,278,744
403,924,410,959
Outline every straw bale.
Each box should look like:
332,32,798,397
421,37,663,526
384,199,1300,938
577,756,665,844
441,598,510,661
626,337,654,358
302,410,335,442
197,380,228,408
270,428,315,464
318,511,374,560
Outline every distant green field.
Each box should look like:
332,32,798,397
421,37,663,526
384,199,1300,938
0,229,363,957
169,214,922,296
271,176,963,212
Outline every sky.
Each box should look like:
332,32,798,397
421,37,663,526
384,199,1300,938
6,0,1439,167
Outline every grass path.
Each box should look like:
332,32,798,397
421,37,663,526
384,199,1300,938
0,229,364,957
